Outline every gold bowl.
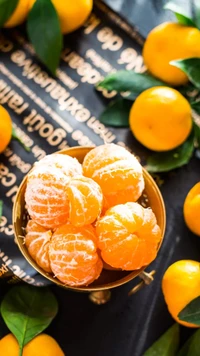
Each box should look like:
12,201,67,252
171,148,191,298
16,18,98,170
13,146,166,296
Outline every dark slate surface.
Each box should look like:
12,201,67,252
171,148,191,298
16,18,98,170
105,0,190,37
0,1,199,356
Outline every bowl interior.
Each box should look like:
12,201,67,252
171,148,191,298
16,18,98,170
13,147,166,292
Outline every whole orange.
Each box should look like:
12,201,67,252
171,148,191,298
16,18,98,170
129,87,192,151
0,333,65,356
4,0,30,28
143,22,200,86
29,0,93,34
162,260,200,328
0,105,12,153
184,182,200,236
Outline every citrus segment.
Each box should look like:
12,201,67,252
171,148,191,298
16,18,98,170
34,153,82,178
25,154,82,229
25,220,52,273
67,176,103,227
49,223,103,286
96,202,161,270
83,144,144,206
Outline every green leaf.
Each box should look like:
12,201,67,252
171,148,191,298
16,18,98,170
193,0,200,30
177,329,200,356
143,324,179,356
97,71,167,98
178,296,200,325
0,200,3,222
194,122,200,147
99,99,132,127
170,58,200,89
0,0,19,27
12,127,30,152
146,130,195,173
27,0,63,75
1,285,58,353
164,2,196,27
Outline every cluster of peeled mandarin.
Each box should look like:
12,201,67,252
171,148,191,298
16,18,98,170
24,144,161,287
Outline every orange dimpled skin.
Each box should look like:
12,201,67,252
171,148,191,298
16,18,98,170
67,176,103,227
25,220,52,273
25,154,82,229
184,182,200,236
49,224,103,286
96,202,161,270
83,144,144,207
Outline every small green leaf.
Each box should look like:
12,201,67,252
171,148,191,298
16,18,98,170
164,2,196,27
194,122,200,147
178,296,200,325
170,58,200,89
146,130,195,173
27,0,63,75
144,324,179,356
1,285,58,352
12,127,30,152
97,71,167,97
177,329,200,356
0,200,3,222
193,0,200,30
0,0,19,27
99,99,132,127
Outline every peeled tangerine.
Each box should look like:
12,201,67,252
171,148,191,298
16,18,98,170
49,223,103,286
96,202,161,270
25,154,82,229
25,220,52,273
67,176,103,227
83,144,144,209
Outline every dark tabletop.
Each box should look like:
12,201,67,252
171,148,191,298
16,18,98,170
1,1,198,356
51,1,198,356
105,0,190,37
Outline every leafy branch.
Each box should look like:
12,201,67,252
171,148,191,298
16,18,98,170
0,285,58,354
0,0,63,74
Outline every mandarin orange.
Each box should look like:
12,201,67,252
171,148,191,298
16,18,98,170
0,333,65,356
67,176,103,227
83,144,144,208
96,202,161,270
162,260,200,327
25,154,82,229
184,182,200,236
49,223,103,286
35,153,82,178
25,220,52,273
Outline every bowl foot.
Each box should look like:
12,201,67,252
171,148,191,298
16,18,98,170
89,290,111,305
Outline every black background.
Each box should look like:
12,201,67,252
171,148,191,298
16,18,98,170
1,1,200,355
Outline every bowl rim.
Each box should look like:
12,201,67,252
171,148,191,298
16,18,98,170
13,146,166,292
